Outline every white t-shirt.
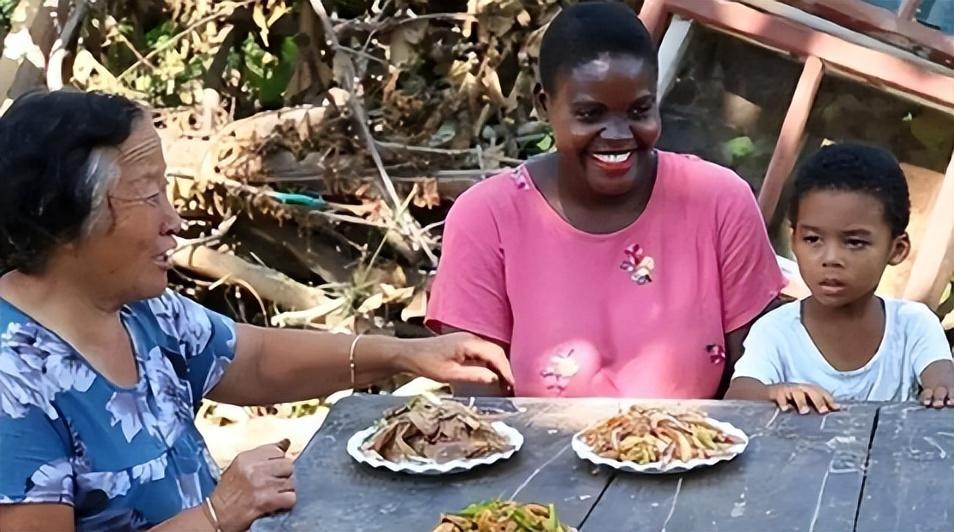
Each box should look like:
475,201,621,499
732,298,952,401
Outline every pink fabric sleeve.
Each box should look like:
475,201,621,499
425,186,513,345
716,176,786,333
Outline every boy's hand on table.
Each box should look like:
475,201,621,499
920,360,954,408
767,383,839,414
919,385,954,408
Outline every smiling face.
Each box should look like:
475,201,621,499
539,53,660,199
792,190,909,308
62,117,182,302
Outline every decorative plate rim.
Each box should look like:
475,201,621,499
347,421,524,474
570,417,749,474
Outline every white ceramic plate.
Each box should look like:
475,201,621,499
571,418,749,474
347,421,524,475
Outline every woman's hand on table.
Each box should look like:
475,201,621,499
209,439,296,532
767,383,839,415
399,332,514,394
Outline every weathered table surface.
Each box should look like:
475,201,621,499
855,404,954,532
251,396,952,532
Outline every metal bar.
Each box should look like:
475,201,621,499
661,0,954,110
902,149,954,307
775,0,952,67
656,17,695,100
897,0,922,20
757,56,825,222
736,0,952,76
639,0,671,44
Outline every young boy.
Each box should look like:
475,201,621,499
726,143,954,413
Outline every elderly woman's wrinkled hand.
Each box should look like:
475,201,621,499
209,439,296,531
404,332,515,393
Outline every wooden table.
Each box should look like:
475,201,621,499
855,403,954,532
251,396,953,532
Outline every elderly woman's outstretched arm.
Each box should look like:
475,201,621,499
207,326,514,406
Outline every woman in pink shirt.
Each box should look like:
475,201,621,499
426,2,785,399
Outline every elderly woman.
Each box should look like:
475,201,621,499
0,90,512,532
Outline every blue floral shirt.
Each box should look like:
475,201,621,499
0,289,237,530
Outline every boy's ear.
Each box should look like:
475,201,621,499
533,82,549,119
888,232,911,266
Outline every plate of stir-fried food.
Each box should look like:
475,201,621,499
347,393,523,474
571,405,749,473
433,500,577,532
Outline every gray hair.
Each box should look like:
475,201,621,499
79,146,121,234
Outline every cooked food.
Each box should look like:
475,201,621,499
361,394,513,463
433,500,573,532
578,405,740,464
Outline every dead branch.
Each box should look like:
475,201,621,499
117,0,256,81
309,0,437,267
270,298,347,328
332,12,479,33
374,140,524,166
171,239,333,311
46,0,90,90
196,104,331,189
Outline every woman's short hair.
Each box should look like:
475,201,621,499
538,1,658,95
0,90,143,273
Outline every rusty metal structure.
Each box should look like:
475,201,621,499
641,0,954,309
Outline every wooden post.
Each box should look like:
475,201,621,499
897,0,921,20
638,0,670,44
757,55,824,222
903,150,954,308
656,16,694,101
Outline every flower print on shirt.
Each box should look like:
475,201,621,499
706,344,726,365
0,322,95,420
25,459,74,503
620,244,655,285
76,470,132,501
141,347,193,446
77,508,150,532
511,167,531,190
105,389,158,443
131,454,168,485
148,291,213,361
540,349,579,392
0,292,236,531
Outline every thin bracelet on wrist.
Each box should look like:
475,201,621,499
348,334,363,389
204,497,223,532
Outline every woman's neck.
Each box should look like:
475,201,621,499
0,268,124,338
556,150,657,212
528,150,658,234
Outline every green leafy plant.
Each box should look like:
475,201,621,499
1,0,18,34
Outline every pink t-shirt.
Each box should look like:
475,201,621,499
426,151,785,398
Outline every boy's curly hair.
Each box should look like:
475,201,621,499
789,143,910,237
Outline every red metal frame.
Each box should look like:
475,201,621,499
639,0,954,304
778,0,954,67
897,0,922,21
653,0,954,109
757,56,824,222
